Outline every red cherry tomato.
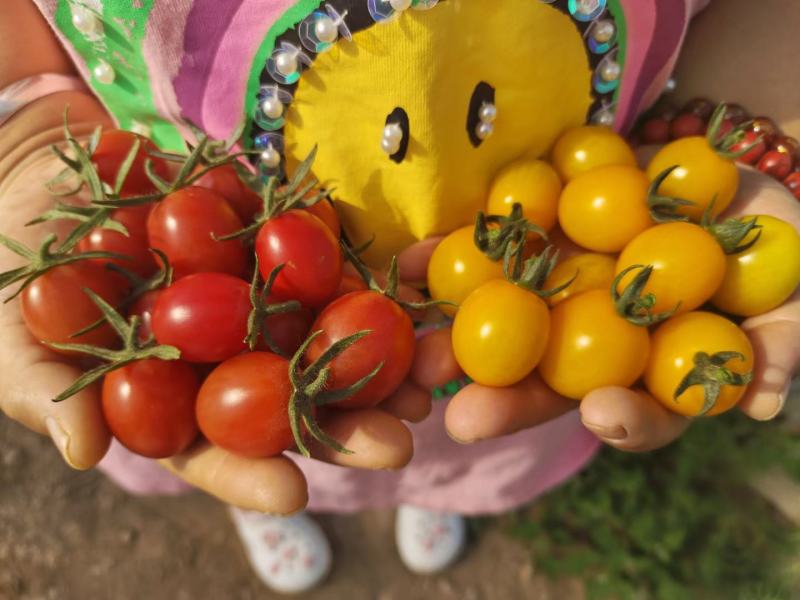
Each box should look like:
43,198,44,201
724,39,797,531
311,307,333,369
92,130,169,197
193,163,263,224
749,117,779,146
259,302,314,357
255,210,342,308
77,205,157,278
681,98,715,121
757,150,794,180
102,359,199,458
197,352,294,457
304,291,415,409
147,187,247,279
334,274,369,300
731,130,767,166
670,114,705,139
151,273,251,363
304,200,341,238
784,172,800,201
129,289,162,343
723,104,750,125
20,262,128,352
641,118,670,145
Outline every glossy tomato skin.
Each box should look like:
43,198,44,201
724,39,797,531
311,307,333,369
255,210,342,308
487,159,561,233
712,215,800,317
551,126,637,182
151,273,250,363
77,205,157,278
452,280,550,387
304,200,341,238
545,252,617,306
197,352,294,457
147,187,247,279
193,163,263,224
21,262,127,351
305,291,415,409
102,359,199,458
334,274,369,300
616,222,726,315
645,312,754,417
539,290,651,400
259,303,314,357
427,226,504,317
647,137,739,221
92,130,169,197
558,165,652,253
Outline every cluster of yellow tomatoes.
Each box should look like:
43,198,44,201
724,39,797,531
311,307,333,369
428,119,800,417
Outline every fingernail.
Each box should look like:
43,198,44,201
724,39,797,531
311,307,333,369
762,380,792,421
45,416,77,469
762,367,789,388
584,423,628,441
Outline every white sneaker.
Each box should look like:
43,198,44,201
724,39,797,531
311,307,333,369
395,505,467,574
229,507,332,594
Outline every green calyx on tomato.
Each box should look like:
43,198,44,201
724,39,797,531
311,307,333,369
647,165,698,224
673,350,754,416
48,289,181,402
612,265,677,327
706,103,763,160
246,257,303,356
700,211,762,255
287,329,383,457
503,245,571,299
216,148,328,242
474,202,548,262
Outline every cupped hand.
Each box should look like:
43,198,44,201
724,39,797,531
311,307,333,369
0,137,447,515
399,165,800,453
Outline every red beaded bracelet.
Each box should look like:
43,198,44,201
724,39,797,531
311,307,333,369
634,98,800,201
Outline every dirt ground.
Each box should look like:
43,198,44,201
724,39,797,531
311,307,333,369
0,416,582,600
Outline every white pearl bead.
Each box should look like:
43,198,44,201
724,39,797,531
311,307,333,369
479,103,497,123
381,137,401,155
664,78,677,93
261,146,282,169
594,110,615,126
383,124,403,145
72,8,101,36
390,0,413,10
93,61,116,85
600,61,621,82
275,51,298,77
261,97,284,120
575,0,597,15
476,121,494,141
314,16,339,44
593,20,615,43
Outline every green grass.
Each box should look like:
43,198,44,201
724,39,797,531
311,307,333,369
505,413,800,599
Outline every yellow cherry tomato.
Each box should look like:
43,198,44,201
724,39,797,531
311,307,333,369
545,252,617,306
538,290,650,400
428,226,504,316
616,222,726,316
452,279,550,387
712,215,800,317
487,159,562,234
558,165,653,252
645,312,754,417
647,136,739,221
551,125,637,182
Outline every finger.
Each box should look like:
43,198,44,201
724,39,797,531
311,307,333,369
379,380,432,423
309,408,413,469
580,387,690,452
726,166,800,227
738,318,800,421
409,327,464,390
0,305,110,469
397,236,444,284
445,372,575,443
159,442,308,515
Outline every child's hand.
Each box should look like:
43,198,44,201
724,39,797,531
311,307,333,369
0,136,430,515
401,165,800,452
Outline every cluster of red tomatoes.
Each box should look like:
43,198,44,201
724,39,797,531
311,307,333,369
429,105,800,418
1,125,417,460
